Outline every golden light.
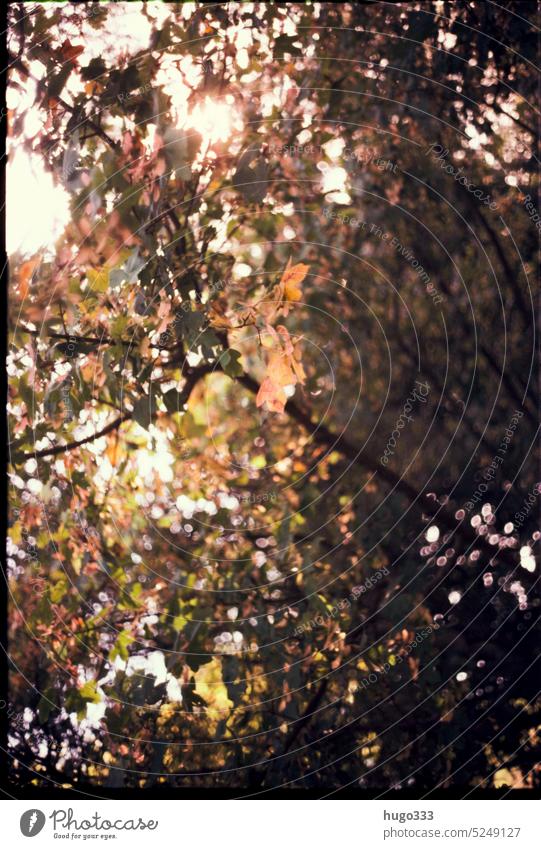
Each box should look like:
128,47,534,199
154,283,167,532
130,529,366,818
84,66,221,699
188,96,237,146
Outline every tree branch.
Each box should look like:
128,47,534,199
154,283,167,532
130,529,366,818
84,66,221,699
231,373,516,567
19,365,212,461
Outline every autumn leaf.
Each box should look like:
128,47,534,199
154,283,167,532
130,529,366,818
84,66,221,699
277,325,307,384
18,259,38,299
290,344,306,384
280,258,309,303
84,80,103,96
256,327,305,413
194,658,233,720
256,375,287,413
87,266,110,293
208,301,231,328
56,39,85,63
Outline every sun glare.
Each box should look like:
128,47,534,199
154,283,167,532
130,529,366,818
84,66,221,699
7,149,70,256
188,97,237,146
6,92,239,257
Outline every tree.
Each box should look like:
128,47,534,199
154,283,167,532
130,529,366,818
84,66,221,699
6,1,540,792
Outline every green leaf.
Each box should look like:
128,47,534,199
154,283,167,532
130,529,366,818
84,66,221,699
178,410,205,438
173,613,188,632
132,393,157,430
110,631,135,662
110,314,129,341
220,348,244,378
50,576,68,604
81,57,107,81
46,65,72,101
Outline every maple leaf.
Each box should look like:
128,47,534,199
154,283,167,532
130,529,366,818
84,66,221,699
256,376,287,413
57,39,85,63
86,266,110,293
256,327,306,414
280,258,309,303
277,325,306,384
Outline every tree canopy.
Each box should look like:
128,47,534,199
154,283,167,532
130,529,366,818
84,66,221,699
6,1,540,793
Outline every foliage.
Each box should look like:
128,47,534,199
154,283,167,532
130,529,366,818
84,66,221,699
6,2,540,792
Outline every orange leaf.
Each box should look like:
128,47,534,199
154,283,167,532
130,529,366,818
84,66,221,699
256,377,287,414
280,258,309,302
18,259,38,299
85,81,102,96
268,351,295,387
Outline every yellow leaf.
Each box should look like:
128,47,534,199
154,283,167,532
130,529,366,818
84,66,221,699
9,522,22,545
194,658,233,720
87,266,109,293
